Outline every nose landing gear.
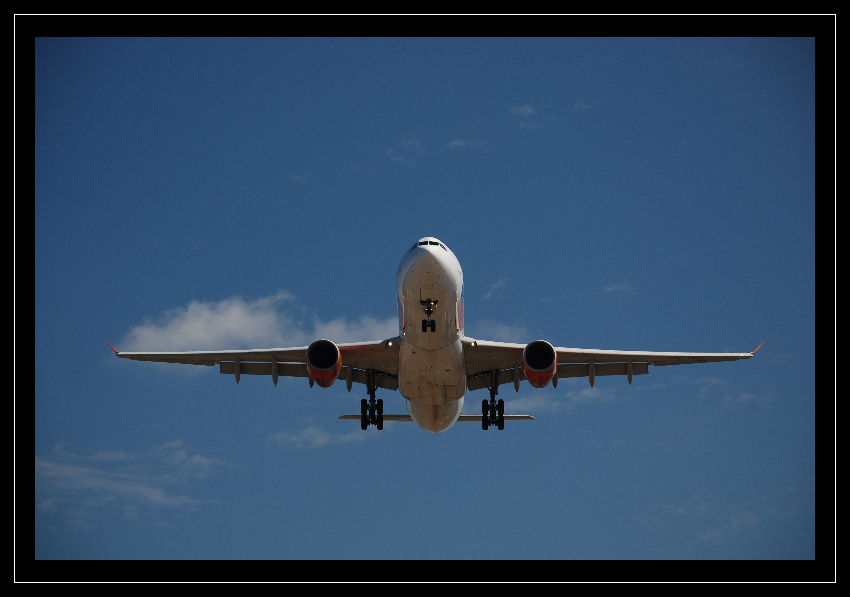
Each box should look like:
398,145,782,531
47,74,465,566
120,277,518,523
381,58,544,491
420,298,438,333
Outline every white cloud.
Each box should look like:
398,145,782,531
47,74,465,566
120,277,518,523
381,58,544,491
313,315,399,345
446,139,486,149
267,426,370,449
675,376,770,406
564,385,620,408
599,281,635,295
386,135,425,163
511,105,543,131
465,320,527,343
120,291,397,352
35,440,230,526
483,277,509,299
502,393,564,414
692,376,729,397
637,374,769,407
152,439,228,480
475,383,620,416
122,291,298,351
698,507,759,544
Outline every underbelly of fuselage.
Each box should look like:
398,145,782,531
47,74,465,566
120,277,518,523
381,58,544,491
406,399,464,434
395,240,467,432
398,337,466,433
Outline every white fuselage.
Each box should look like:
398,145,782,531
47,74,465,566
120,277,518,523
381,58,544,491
396,238,466,433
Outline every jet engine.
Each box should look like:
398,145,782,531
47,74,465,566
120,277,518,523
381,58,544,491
522,340,557,388
306,339,342,388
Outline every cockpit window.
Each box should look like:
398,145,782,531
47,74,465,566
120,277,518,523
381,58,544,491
416,239,447,250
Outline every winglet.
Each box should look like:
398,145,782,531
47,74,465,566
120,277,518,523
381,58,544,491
107,341,119,355
751,341,764,355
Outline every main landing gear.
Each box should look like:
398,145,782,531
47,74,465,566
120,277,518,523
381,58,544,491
360,370,383,430
481,370,505,431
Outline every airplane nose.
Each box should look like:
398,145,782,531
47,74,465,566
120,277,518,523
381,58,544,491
407,248,445,282
415,248,438,267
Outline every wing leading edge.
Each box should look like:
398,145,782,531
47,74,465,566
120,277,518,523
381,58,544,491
463,338,762,390
108,339,401,390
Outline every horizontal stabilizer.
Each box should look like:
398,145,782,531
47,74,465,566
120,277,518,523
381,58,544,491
339,415,413,422
458,414,534,421
339,414,534,422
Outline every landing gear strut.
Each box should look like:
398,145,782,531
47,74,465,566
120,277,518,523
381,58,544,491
481,370,505,430
420,298,438,333
360,370,384,430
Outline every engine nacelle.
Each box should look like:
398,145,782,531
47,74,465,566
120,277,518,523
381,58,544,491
522,340,557,388
306,339,342,388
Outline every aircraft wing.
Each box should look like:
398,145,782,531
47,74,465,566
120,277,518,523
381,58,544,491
463,338,762,390
108,339,401,390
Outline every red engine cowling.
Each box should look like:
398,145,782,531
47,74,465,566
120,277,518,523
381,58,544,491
306,339,342,388
522,340,557,388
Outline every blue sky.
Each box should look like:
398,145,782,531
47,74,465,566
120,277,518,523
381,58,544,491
34,37,818,564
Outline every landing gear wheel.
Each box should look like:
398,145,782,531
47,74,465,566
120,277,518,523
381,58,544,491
360,399,368,429
360,370,386,431
481,371,506,431
429,320,436,332
422,319,428,333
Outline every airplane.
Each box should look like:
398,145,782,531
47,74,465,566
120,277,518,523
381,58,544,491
109,237,762,434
